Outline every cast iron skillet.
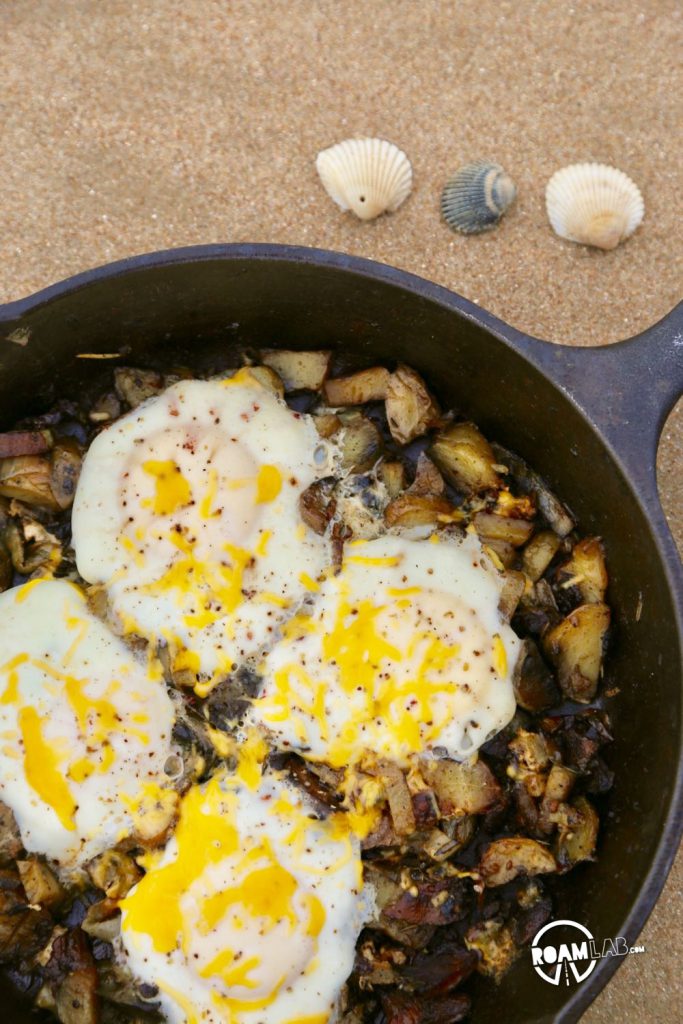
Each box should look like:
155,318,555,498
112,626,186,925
0,245,681,1024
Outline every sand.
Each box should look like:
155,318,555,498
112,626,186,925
0,1,681,1019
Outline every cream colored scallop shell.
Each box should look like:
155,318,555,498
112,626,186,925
545,163,644,250
316,138,412,221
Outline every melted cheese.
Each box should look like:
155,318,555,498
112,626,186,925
120,771,369,1024
0,579,176,868
250,534,520,766
72,377,334,694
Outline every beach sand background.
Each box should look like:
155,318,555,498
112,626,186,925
1,2,681,1019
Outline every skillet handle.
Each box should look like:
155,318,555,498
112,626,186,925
510,301,683,514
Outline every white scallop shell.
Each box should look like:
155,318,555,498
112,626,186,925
545,163,644,250
316,138,412,221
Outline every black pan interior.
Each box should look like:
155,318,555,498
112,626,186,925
0,255,680,1024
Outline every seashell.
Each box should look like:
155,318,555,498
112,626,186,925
441,162,516,234
545,163,644,250
315,138,412,221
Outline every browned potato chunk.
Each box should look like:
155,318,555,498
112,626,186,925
114,366,163,407
313,413,341,438
243,364,285,396
498,571,526,622
522,530,562,582
0,456,60,509
17,858,64,909
87,850,142,899
474,511,535,547
556,796,599,868
508,730,551,798
373,761,416,836
384,493,455,528
339,413,383,472
261,349,331,391
556,537,608,604
55,967,98,1024
543,603,610,703
0,801,22,864
379,460,406,498
538,764,576,834
324,366,390,405
384,366,440,445
481,539,517,570
423,758,501,816
480,837,557,887
50,439,82,511
513,639,561,712
465,919,519,980
430,422,501,495
364,866,435,948
81,898,121,942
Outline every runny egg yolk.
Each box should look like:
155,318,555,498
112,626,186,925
71,376,334,694
250,534,520,766
120,771,368,1024
0,579,176,868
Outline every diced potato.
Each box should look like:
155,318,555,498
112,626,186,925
55,969,99,1024
0,801,22,864
0,455,60,509
87,849,142,899
479,837,557,887
16,858,64,909
556,796,599,868
522,530,562,582
543,603,610,703
473,511,535,547
556,537,608,604
481,539,517,570
374,761,416,836
508,730,551,774
385,366,440,445
243,364,285,396
339,412,383,472
50,438,82,511
422,758,501,816
407,452,445,496
498,571,526,622
114,366,163,407
512,639,561,712
81,898,121,942
324,366,390,405
313,413,342,438
465,919,519,980
261,349,331,392
538,764,575,834
379,460,406,498
384,493,454,529
430,422,501,495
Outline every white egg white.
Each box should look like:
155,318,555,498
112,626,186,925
119,769,369,1024
0,579,176,869
71,372,334,694
250,532,520,766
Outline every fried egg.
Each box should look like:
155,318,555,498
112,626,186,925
119,769,368,1024
72,371,334,695
0,579,176,868
250,533,520,766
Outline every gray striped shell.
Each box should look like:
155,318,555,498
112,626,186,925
441,162,516,234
